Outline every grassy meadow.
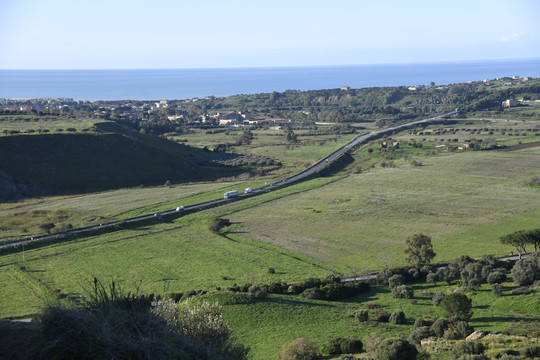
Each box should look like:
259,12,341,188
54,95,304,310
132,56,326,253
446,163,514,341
0,116,539,359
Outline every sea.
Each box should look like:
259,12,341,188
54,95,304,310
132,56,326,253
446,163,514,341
1,58,539,101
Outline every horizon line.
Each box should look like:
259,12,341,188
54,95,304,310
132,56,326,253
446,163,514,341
1,56,539,71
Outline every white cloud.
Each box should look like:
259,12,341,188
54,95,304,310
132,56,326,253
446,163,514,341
500,32,525,42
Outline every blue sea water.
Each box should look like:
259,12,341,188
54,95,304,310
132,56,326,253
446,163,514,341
1,58,539,101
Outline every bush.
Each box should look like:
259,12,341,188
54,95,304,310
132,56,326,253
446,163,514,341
355,309,369,322
277,337,320,360
39,283,245,360
413,317,427,329
521,345,540,358
461,262,485,290
408,326,436,345
375,338,418,360
391,285,414,299
431,318,449,337
491,283,503,296
339,339,363,354
338,355,357,360
456,355,490,360
153,299,248,358
455,321,474,338
511,259,537,286
322,338,342,355
440,293,473,321
388,274,405,289
209,217,231,233
248,285,268,299
451,341,485,358
498,354,521,360
389,309,406,324
377,311,390,323
487,271,507,284
432,291,445,306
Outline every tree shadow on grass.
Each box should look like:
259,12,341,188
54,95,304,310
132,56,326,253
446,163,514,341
471,316,538,324
262,295,334,308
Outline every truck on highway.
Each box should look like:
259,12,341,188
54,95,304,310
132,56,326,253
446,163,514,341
224,190,238,199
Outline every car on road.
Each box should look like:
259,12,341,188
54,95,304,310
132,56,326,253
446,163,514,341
154,213,161,216
176,206,184,211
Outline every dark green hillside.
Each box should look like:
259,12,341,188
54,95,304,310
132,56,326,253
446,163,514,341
0,130,238,200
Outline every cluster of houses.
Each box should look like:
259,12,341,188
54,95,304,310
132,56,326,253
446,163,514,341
215,111,290,127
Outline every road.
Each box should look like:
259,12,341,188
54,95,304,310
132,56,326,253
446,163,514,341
0,110,457,250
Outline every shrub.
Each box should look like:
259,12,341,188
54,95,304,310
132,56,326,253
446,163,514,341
338,355,357,360
389,309,406,324
209,217,231,233
431,318,449,337
39,222,55,233
455,321,474,338
248,285,268,299
456,355,490,360
487,271,507,284
277,337,320,360
413,317,427,329
498,354,521,360
432,291,445,306
491,283,503,297
444,329,461,340
38,282,245,360
340,339,363,354
461,262,485,290
408,326,436,345
440,293,473,321
375,338,418,360
511,259,537,286
388,274,405,289
391,285,414,299
426,272,438,284
521,344,540,358
322,338,342,355
355,309,369,322
451,341,485,358
153,299,248,358
377,311,390,323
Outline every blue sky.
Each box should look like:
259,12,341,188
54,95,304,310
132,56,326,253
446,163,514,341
1,0,539,69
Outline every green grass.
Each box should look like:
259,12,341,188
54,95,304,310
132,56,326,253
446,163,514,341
218,279,539,359
0,115,102,134
224,147,540,270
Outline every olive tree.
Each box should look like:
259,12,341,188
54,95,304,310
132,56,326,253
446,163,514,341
404,233,436,266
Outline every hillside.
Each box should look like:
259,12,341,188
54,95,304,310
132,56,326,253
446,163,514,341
0,123,242,200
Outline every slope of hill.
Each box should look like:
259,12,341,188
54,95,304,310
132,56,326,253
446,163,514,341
0,123,241,200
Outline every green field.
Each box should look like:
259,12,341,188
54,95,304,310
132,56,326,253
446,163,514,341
0,115,102,134
219,280,539,359
1,116,539,359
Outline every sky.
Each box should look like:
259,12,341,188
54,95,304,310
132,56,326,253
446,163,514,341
1,0,539,69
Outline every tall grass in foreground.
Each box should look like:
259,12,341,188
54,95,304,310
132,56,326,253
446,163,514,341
36,279,249,360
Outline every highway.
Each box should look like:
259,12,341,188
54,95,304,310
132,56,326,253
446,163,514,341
0,110,457,250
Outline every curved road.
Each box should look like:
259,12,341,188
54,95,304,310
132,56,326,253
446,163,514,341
1,110,457,250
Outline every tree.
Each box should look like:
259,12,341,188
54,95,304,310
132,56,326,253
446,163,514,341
375,338,418,360
284,128,298,143
500,230,529,259
236,129,254,145
511,258,538,286
440,293,473,321
404,233,436,266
